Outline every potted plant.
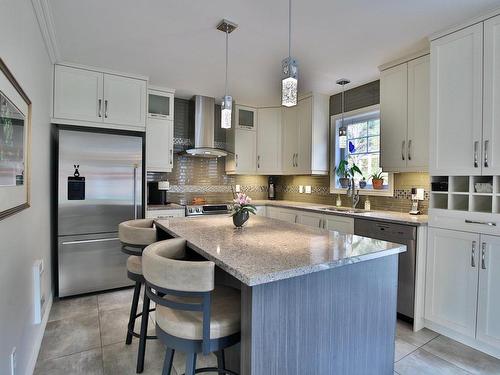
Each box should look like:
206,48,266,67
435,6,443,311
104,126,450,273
336,159,362,188
359,177,367,189
370,170,384,190
231,193,256,228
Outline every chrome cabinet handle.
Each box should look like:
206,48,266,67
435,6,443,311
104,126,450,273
295,153,299,167
235,154,238,168
481,242,487,270
169,149,173,165
465,219,497,226
292,153,296,167
62,237,119,245
133,165,138,219
257,155,260,169
104,100,108,118
408,140,412,161
98,99,102,117
471,241,476,268
402,141,405,161
474,141,479,167
484,140,489,168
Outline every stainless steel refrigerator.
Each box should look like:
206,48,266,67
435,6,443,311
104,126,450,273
56,127,144,297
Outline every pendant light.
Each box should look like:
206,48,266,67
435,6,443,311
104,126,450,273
336,78,350,149
217,19,237,129
281,0,298,107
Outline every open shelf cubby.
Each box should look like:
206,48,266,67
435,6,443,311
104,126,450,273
430,175,500,214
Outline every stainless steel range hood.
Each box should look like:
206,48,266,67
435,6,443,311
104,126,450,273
184,95,228,157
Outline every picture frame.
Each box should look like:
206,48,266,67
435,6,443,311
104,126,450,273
0,58,31,220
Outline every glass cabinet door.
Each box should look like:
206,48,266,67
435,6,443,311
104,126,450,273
148,90,174,120
236,105,256,130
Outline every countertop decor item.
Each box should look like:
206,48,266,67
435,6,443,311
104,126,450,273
0,58,31,220
359,177,367,189
231,192,256,228
336,159,362,188
474,182,493,193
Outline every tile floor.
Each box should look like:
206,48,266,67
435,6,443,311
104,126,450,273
35,288,500,375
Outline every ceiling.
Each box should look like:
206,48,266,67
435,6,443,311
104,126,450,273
47,0,500,107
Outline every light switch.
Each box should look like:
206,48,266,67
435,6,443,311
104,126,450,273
299,185,304,193
305,186,312,194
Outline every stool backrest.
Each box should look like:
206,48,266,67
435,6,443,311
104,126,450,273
142,238,215,354
119,219,156,248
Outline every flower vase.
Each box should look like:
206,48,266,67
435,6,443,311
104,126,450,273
233,211,249,228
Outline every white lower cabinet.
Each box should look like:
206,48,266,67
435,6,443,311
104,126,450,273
323,216,354,234
425,227,500,355
145,209,185,219
297,212,323,228
477,235,500,349
255,206,267,216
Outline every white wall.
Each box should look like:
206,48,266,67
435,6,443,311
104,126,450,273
0,0,53,374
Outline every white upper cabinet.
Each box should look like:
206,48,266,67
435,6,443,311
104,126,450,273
425,228,480,338
380,62,408,171
477,235,500,349
226,128,257,174
429,23,483,175
281,93,329,175
146,117,173,172
483,15,500,175
103,74,146,128
54,65,103,123
53,64,147,130
257,107,282,174
380,54,429,172
235,105,257,131
407,55,430,170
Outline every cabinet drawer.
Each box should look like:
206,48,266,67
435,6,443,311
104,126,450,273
429,209,500,236
146,209,185,219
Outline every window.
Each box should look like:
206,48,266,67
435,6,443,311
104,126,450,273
330,105,393,196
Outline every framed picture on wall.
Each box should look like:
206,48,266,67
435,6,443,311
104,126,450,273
0,58,31,220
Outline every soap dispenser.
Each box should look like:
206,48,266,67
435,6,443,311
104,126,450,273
364,196,371,211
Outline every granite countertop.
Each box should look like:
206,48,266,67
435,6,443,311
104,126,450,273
252,200,428,226
147,203,184,211
155,216,405,286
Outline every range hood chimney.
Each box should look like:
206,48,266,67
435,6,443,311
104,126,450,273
184,95,228,157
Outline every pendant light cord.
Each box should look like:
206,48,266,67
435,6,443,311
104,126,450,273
288,0,292,59
341,83,345,126
225,25,229,96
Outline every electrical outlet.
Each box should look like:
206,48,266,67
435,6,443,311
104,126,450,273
299,185,304,193
305,186,312,194
10,347,16,375
235,185,241,193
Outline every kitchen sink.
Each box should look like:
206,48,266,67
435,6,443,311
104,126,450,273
317,207,367,214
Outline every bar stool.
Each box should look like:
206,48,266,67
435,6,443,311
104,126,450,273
142,239,241,375
118,218,157,373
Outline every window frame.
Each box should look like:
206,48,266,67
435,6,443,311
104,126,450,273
329,104,394,197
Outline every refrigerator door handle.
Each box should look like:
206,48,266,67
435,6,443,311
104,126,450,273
61,237,120,245
133,164,138,219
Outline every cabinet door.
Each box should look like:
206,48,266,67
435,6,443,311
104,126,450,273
430,24,483,175
483,15,500,175
235,105,257,131
380,63,408,171
323,216,354,234
407,55,430,170
282,106,299,173
257,107,282,174
425,228,479,338
53,65,103,123
297,212,322,228
146,118,173,172
477,235,500,349
234,129,257,174
296,96,313,174
277,209,297,223
103,74,146,128
255,206,267,216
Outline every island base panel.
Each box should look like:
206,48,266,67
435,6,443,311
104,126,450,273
240,255,398,375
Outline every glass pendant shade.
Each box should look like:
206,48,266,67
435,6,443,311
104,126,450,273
338,126,347,149
281,57,298,107
221,95,232,129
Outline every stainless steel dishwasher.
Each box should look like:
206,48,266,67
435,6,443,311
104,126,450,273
354,218,417,321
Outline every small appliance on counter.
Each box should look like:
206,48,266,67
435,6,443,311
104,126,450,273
147,180,170,205
409,188,425,215
268,176,276,200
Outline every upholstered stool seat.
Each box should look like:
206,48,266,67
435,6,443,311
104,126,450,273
143,238,241,375
118,218,157,373
126,256,143,276
156,285,240,340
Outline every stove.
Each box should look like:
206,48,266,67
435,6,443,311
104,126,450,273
185,203,232,217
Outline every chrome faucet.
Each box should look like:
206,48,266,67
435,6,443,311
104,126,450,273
346,178,360,208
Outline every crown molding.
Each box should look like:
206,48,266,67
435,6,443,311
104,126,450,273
31,0,60,63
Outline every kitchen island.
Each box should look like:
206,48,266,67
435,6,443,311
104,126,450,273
155,215,405,375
